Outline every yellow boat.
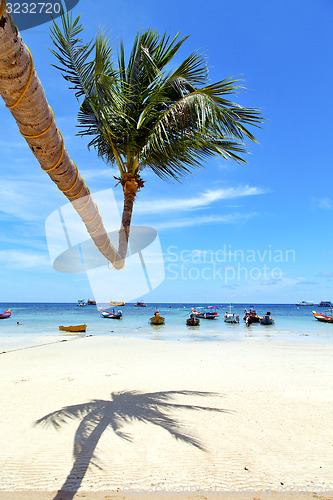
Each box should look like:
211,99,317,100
59,324,87,333
150,312,165,325
109,301,125,306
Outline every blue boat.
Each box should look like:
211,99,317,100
317,301,333,307
100,308,122,319
191,307,218,320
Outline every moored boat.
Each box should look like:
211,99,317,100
224,305,239,324
259,312,275,325
87,299,96,305
296,301,314,306
317,301,333,308
0,308,11,319
109,300,125,306
77,299,86,307
244,308,260,326
312,310,333,323
100,308,122,319
224,313,239,324
59,324,87,332
150,311,165,325
186,314,200,326
191,307,218,319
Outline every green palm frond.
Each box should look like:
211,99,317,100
50,11,264,181
49,11,95,99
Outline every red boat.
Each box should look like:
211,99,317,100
312,310,333,323
0,308,12,319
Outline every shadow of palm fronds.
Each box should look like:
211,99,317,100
35,390,228,500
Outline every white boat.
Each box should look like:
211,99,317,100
224,305,239,324
296,301,314,306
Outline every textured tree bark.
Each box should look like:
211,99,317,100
0,4,122,267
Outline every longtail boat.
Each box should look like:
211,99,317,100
59,324,87,332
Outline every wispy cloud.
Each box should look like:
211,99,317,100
154,212,258,230
0,250,50,269
135,185,266,215
79,168,115,180
316,271,333,278
312,197,332,210
0,180,60,221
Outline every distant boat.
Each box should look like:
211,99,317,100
100,308,122,319
0,308,11,319
109,300,125,306
296,301,314,306
186,313,200,326
59,324,87,332
134,301,147,307
259,312,275,325
191,307,218,319
150,311,165,325
87,299,96,305
77,299,86,307
317,301,333,308
312,310,333,323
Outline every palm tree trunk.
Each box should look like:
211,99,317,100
118,193,135,264
0,6,120,266
116,173,138,267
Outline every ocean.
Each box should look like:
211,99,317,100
1,302,332,353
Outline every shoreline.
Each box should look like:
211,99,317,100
1,336,332,497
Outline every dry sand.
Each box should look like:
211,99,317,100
0,335,332,499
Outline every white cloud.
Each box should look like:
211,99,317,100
313,197,332,210
155,212,258,230
79,168,115,180
0,250,50,269
135,185,266,215
0,180,61,221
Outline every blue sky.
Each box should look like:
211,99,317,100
1,0,333,303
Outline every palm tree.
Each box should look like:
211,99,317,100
50,11,264,262
35,390,227,499
0,4,118,266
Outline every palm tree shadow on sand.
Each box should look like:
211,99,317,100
35,390,229,500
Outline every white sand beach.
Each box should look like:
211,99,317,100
0,335,332,499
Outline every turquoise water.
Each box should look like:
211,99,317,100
0,303,332,352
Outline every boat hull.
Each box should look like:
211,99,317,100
186,318,200,326
101,309,122,319
150,314,165,325
191,307,217,319
224,316,239,324
313,311,333,323
59,324,87,332
259,318,274,325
